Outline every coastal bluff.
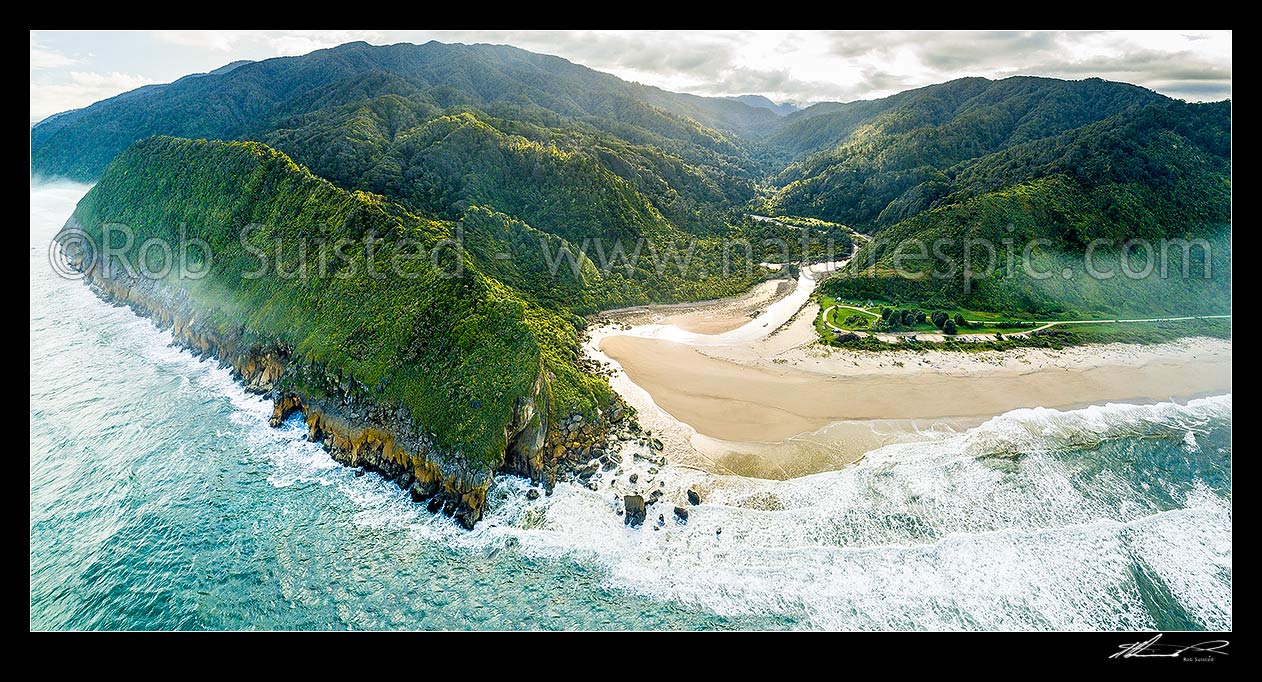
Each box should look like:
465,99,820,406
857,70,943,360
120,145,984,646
56,136,628,528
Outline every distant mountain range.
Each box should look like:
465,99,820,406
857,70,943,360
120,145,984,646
725,94,799,116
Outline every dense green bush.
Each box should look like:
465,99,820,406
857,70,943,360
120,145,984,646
769,77,1174,228
69,137,614,466
35,48,1233,378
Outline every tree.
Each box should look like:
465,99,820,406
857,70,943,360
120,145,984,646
954,313,967,329
881,307,893,321
914,309,927,324
942,319,959,335
901,309,915,327
931,311,948,329
884,310,902,330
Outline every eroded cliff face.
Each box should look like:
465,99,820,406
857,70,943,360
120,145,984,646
267,390,494,529
63,226,626,528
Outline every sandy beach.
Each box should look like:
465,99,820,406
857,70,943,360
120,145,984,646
590,275,1232,478
595,277,797,334
601,334,1232,442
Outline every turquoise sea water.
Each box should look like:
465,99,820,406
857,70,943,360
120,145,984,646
30,184,1232,630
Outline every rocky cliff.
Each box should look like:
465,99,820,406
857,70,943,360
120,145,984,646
68,252,627,527
57,137,627,528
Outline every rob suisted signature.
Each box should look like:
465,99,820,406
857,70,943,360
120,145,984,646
1111,634,1229,661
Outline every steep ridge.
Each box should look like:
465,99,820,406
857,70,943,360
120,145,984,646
31,40,774,182
769,77,1170,227
820,100,1232,316
57,136,629,527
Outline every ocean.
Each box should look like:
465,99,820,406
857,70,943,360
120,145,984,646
29,184,1232,631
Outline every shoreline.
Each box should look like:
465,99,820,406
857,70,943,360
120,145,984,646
600,334,1233,443
589,279,1232,477
594,277,798,334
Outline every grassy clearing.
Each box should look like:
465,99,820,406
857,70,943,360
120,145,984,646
822,317,1230,352
816,294,1043,337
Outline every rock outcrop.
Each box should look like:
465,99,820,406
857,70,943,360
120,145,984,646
623,494,647,527
673,506,689,524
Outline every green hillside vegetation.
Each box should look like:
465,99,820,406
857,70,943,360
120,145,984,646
823,189,1230,318
817,99,1231,318
768,77,1168,228
33,42,1230,331
33,43,826,316
822,317,1231,352
260,98,758,234
69,137,612,466
31,41,774,183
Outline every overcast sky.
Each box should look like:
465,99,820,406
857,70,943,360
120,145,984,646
30,30,1232,124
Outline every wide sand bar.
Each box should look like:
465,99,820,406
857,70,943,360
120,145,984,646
600,335,1233,443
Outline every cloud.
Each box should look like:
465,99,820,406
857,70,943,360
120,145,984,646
828,31,904,59
150,30,245,51
1048,48,1231,81
135,30,1238,105
30,71,156,123
824,30,1227,104
1148,81,1233,101
30,36,77,69
153,30,384,56
563,31,736,74
483,30,1231,105
444,30,742,84
915,31,1063,71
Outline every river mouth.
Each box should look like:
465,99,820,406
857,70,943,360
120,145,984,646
595,277,797,334
590,262,1233,481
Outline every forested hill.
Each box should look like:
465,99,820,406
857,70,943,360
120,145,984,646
32,41,819,303
820,98,1232,317
758,75,1231,317
31,40,777,183
766,76,1174,228
60,136,646,526
33,41,1230,319
67,136,615,461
